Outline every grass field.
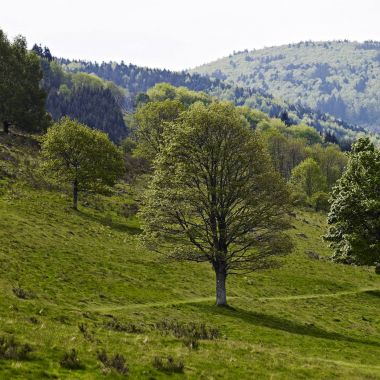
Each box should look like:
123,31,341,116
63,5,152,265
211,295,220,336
0,134,380,379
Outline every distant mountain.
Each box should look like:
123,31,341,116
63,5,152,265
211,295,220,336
57,58,372,147
192,41,380,131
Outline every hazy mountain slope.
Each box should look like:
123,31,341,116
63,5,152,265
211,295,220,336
58,58,373,147
192,41,380,130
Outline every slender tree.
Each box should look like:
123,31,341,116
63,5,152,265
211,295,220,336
41,117,125,209
139,102,293,306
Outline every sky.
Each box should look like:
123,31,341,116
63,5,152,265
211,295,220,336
1,0,380,71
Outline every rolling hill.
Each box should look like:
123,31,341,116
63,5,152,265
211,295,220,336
192,40,380,132
57,57,374,147
0,129,380,378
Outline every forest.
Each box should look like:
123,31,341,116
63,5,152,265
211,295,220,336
193,41,380,132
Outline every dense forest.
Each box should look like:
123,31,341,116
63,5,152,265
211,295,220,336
56,55,375,148
33,46,128,141
193,41,380,132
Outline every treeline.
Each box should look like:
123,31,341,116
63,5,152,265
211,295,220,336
57,57,369,149
194,41,380,132
209,84,365,150
58,59,224,109
33,47,128,142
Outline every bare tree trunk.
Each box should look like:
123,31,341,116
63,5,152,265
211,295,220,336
215,265,227,306
72,179,78,210
3,121,10,134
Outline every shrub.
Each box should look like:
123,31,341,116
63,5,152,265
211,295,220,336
60,349,84,370
153,356,184,373
97,349,129,375
120,203,139,218
78,323,94,342
104,317,143,333
0,335,32,360
155,319,219,340
289,190,309,207
12,287,35,300
182,336,199,350
311,191,330,212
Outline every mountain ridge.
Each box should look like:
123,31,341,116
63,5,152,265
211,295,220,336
191,40,380,131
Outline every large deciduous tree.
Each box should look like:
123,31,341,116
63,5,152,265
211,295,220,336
41,117,125,209
139,102,293,306
325,137,380,267
0,30,49,134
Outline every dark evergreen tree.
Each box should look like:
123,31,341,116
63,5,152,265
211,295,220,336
0,31,49,133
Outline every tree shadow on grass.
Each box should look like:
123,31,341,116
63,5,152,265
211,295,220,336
192,303,380,348
76,210,141,235
364,290,380,298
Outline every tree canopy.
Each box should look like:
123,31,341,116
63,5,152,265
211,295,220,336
325,137,380,266
139,102,293,306
41,117,125,209
0,30,49,133
290,158,327,197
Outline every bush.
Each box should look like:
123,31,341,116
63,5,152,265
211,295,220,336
78,323,94,342
97,349,129,375
289,190,309,207
155,319,219,340
104,317,143,333
0,335,32,360
12,287,36,300
60,349,84,370
153,356,184,373
182,336,199,350
311,191,330,212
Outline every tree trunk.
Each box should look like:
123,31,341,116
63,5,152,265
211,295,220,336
3,121,10,134
215,265,227,306
72,179,78,210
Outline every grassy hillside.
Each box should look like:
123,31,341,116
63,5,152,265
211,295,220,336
192,41,380,131
1,134,380,379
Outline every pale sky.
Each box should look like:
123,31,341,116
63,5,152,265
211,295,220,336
1,0,380,70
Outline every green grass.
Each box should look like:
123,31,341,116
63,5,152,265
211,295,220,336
1,135,380,378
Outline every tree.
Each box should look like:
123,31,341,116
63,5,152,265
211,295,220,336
290,158,327,197
133,99,184,160
41,117,125,209
139,102,293,306
307,144,347,189
325,138,380,266
0,30,49,133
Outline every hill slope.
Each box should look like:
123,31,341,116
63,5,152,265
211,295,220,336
1,134,380,378
58,58,372,147
192,40,380,131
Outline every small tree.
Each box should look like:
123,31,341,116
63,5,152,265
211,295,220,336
290,158,327,197
41,117,124,209
325,138,380,266
139,102,293,306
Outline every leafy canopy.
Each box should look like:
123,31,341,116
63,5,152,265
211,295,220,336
0,29,49,133
290,158,327,197
41,117,124,206
325,137,380,266
140,101,293,303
